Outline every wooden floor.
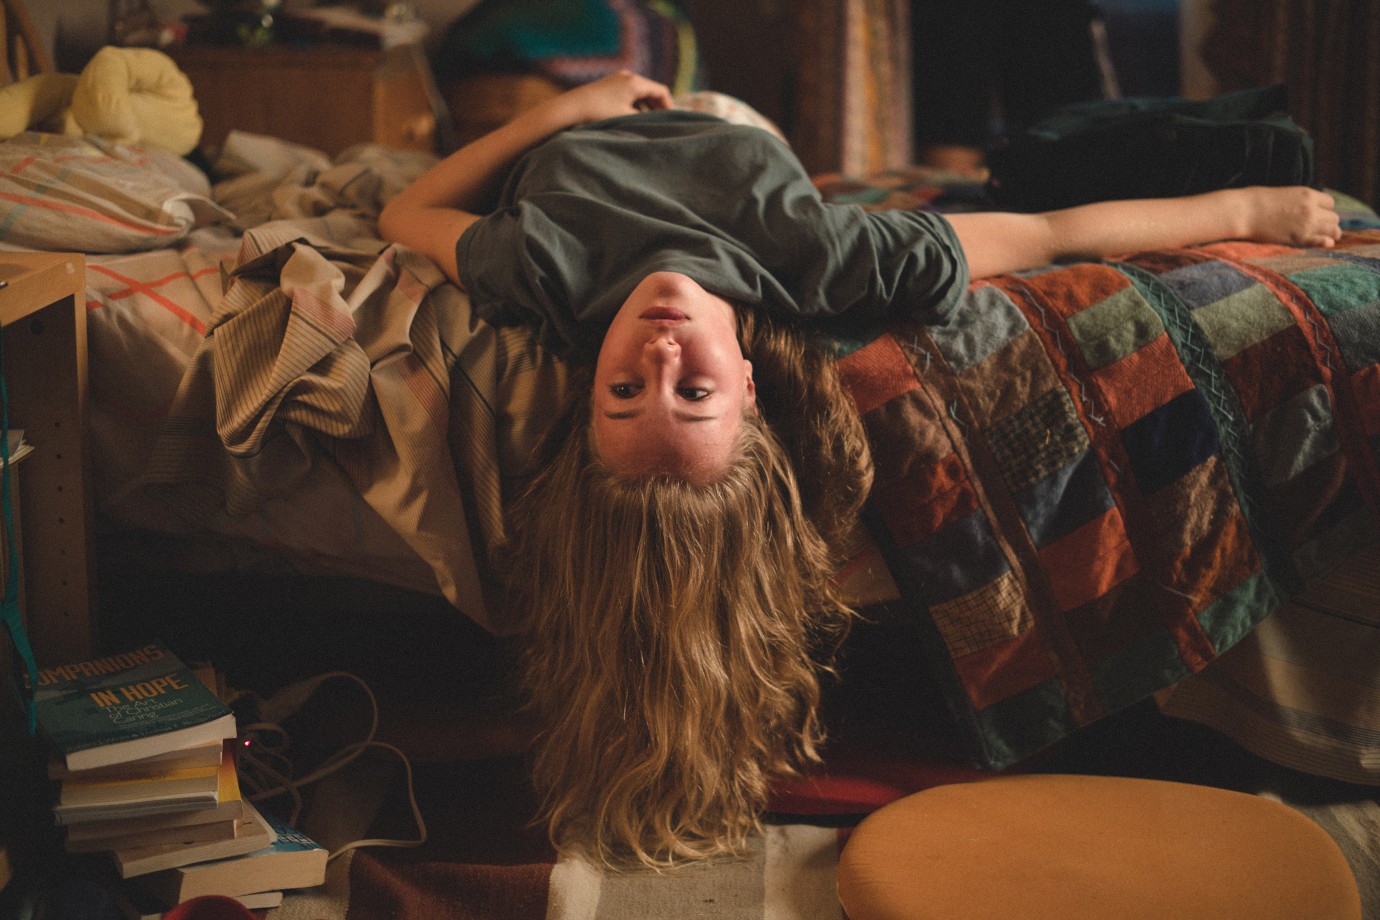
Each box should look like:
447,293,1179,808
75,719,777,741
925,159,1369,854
1297,542,1380,621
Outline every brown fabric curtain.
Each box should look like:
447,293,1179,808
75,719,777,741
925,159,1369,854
792,0,913,177
1202,0,1380,208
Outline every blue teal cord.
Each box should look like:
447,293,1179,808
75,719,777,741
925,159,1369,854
0,320,39,735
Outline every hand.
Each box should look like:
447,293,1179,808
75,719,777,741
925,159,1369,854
1242,186,1343,249
554,71,674,126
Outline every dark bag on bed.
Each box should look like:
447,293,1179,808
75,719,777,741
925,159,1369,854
986,85,1315,212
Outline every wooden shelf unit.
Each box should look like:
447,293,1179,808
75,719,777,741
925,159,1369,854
0,252,94,665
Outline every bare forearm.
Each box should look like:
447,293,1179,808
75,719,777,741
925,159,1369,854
947,187,1340,279
376,100,582,281
385,97,582,222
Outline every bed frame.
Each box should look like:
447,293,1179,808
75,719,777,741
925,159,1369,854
1,0,49,87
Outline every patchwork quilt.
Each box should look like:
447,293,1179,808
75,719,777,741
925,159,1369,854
833,228,1380,769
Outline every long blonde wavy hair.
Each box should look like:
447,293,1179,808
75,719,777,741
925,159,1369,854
504,308,873,868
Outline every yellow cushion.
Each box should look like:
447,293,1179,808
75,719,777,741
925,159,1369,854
837,774,1360,920
67,47,202,156
0,73,78,139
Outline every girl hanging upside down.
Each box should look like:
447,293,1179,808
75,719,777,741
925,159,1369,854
378,70,1340,867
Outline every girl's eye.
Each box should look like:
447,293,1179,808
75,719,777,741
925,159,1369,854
609,383,641,399
678,387,711,401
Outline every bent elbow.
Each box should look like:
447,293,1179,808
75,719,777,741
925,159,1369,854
377,198,406,244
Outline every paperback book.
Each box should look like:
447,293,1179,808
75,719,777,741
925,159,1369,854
35,642,236,772
60,762,221,804
137,810,328,904
53,763,222,823
66,814,235,855
48,737,224,782
113,799,274,879
59,739,244,833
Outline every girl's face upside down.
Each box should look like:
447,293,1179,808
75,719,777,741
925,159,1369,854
593,272,757,483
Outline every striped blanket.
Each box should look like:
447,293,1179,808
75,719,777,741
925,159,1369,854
71,133,569,636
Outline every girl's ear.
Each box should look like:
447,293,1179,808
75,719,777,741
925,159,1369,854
743,359,757,413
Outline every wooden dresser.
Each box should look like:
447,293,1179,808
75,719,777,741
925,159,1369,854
167,43,449,158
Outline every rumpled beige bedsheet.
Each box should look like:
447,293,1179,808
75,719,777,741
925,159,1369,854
84,132,568,634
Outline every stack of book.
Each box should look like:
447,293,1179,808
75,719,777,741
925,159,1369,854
34,642,328,915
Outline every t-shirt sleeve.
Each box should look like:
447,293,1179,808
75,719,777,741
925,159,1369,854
457,208,593,359
766,184,971,329
455,115,970,352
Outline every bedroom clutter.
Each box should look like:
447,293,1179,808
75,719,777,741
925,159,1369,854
52,738,229,826
28,642,335,912
102,803,327,916
836,774,1363,920
33,644,249,887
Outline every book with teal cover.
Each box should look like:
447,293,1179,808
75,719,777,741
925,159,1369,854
258,812,326,858
35,642,236,771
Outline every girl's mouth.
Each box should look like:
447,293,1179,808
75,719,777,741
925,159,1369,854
640,307,689,321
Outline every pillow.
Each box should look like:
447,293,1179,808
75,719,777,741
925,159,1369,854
0,74,79,140
68,47,203,156
0,48,203,157
673,91,785,142
0,132,230,253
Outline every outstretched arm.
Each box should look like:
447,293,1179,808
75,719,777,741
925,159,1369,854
946,186,1342,280
378,71,674,285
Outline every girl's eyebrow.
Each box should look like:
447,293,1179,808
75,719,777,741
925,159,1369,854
602,409,717,422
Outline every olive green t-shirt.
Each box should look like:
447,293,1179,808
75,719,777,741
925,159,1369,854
457,111,968,361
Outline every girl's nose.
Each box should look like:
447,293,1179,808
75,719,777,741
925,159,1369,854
645,336,679,363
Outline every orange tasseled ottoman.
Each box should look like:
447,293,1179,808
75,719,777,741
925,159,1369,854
836,774,1361,920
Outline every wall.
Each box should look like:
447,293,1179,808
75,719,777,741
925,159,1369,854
1178,0,1220,97
28,0,486,72
28,0,799,148
28,0,1210,163
684,0,795,132
29,0,112,70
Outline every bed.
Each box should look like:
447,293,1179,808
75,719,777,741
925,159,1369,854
4,122,1379,781
5,0,1380,774
817,169,1380,769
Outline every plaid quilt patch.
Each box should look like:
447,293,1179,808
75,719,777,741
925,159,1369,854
836,231,1380,769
